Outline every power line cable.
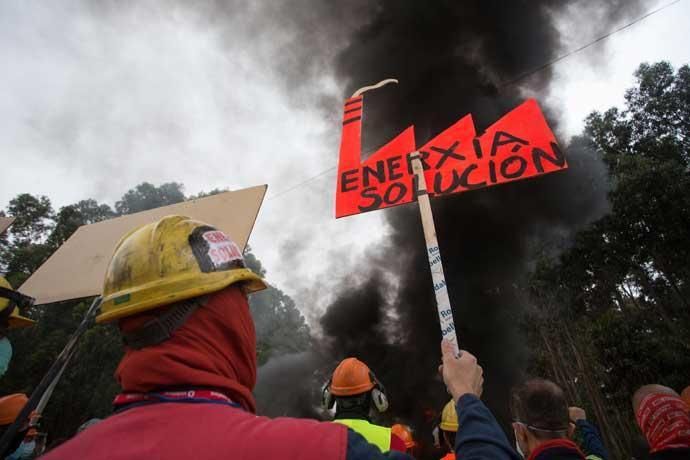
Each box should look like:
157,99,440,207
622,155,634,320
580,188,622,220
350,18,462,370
266,0,682,202
265,166,336,201
498,0,682,88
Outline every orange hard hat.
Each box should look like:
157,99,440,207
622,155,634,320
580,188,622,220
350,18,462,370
330,357,375,396
0,393,28,426
392,424,416,448
681,386,690,408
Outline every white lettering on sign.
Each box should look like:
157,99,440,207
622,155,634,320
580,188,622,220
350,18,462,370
202,231,243,268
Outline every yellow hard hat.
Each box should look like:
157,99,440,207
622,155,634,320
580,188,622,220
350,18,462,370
97,215,267,324
0,276,36,329
440,399,459,432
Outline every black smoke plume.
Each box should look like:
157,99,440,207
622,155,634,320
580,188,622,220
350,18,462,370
257,1,643,457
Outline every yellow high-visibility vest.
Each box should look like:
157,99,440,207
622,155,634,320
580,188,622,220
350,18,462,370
335,419,391,452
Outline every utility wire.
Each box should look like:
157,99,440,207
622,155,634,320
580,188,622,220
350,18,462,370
498,0,682,89
265,166,336,201
266,0,682,202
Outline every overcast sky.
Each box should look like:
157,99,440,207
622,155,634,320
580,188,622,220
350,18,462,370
1,0,689,310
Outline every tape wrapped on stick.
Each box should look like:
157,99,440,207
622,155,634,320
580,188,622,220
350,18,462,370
410,153,460,355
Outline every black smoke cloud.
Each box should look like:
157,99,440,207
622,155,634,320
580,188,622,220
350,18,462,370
256,0,643,456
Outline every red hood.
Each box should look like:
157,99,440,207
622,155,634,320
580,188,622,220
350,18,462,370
115,286,257,412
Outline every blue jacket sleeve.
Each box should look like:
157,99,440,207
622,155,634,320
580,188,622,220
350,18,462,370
574,420,608,460
455,394,522,460
345,428,414,460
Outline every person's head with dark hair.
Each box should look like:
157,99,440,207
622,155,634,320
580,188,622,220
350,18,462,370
333,392,372,420
510,379,573,458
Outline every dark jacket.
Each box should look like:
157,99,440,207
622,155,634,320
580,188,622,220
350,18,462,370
347,429,412,460
649,448,690,460
573,419,608,460
455,394,522,459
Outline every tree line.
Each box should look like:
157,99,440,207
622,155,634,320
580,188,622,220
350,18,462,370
523,61,690,458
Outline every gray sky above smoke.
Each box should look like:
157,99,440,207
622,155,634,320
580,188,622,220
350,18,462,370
1,0,689,313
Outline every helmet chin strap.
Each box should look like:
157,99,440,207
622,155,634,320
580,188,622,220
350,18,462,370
121,296,208,349
0,287,35,310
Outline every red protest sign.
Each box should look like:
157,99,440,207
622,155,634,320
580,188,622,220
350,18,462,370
335,98,567,218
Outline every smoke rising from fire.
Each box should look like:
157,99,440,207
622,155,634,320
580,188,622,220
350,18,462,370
257,0,644,455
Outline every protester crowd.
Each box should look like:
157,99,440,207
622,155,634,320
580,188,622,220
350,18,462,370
0,215,688,459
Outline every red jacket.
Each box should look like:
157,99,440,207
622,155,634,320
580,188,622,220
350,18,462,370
528,439,585,460
42,288,413,460
43,401,349,460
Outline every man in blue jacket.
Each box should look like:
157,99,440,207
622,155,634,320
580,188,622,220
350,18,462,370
569,406,609,460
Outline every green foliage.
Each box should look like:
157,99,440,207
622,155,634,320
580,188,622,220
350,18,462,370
49,200,116,248
527,62,690,457
251,287,311,365
0,194,55,286
114,182,185,214
0,182,309,442
6,194,53,243
187,188,229,200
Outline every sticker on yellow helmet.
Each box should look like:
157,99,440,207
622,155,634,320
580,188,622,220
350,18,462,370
189,226,245,273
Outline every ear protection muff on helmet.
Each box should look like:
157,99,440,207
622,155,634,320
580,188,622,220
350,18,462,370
369,371,389,413
321,361,389,413
321,377,335,410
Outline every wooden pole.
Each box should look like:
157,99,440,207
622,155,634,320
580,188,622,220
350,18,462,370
410,153,459,354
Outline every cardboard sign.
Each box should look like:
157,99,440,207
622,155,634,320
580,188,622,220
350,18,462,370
0,217,15,236
336,98,567,218
20,185,267,305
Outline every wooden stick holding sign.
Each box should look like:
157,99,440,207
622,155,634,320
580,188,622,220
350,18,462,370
335,79,566,351
410,153,459,353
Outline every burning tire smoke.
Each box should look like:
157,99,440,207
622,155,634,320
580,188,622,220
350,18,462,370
257,0,643,456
